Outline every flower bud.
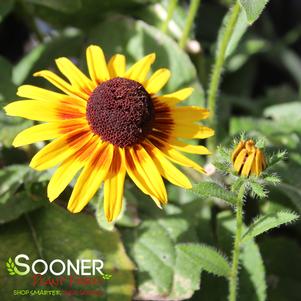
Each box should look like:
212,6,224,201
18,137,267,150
231,139,266,177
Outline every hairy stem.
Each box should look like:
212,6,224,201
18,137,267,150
207,1,240,149
179,0,201,48
228,184,245,301
161,0,178,34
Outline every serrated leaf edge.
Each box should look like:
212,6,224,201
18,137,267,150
241,210,299,242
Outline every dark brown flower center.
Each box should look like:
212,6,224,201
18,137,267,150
86,77,155,147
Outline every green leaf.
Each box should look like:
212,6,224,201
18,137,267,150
26,0,82,13
239,0,270,24
0,56,16,102
123,217,202,300
177,243,231,277
278,183,301,213
263,174,280,185
247,180,268,199
192,182,237,206
0,112,32,147
260,238,301,301
0,191,44,224
0,0,14,22
12,30,84,85
0,165,32,204
241,211,299,242
0,204,135,300
31,0,160,29
264,101,301,123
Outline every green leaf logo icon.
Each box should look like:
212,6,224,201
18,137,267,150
6,258,16,276
6,257,26,276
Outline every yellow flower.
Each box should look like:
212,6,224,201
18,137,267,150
4,45,214,221
231,139,266,177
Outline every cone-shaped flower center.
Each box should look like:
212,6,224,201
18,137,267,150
87,77,155,147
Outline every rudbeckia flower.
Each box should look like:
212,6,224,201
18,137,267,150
231,139,266,177
4,45,214,221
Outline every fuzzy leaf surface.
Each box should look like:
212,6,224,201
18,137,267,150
192,182,237,205
177,243,230,277
242,211,299,242
123,217,202,300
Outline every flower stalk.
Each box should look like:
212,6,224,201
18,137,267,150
207,1,241,148
179,0,201,48
228,183,245,301
161,0,178,34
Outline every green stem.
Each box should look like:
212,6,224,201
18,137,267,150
179,0,201,49
228,184,245,301
207,1,240,149
161,0,178,34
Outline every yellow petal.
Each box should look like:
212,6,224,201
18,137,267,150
47,137,99,201
86,45,110,84
144,68,171,94
104,147,126,222
253,149,263,176
29,128,93,171
17,85,86,107
241,151,256,177
34,70,88,100
4,100,60,121
245,139,255,152
125,53,156,83
4,100,85,121
108,54,126,78
168,138,211,155
231,141,245,163
171,106,209,122
144,141,192,189
158,87,193,105
151,139,205,174
233,149,247,173
67,143,114,213
261,150,267,169
55,57,96,93
125,145,167,207
172,124,215,139
13,123,60,147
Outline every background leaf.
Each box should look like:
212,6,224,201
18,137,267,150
239,0,270,24
177,243,231,277
123,216,202,300
26,0,82,13
260,237,301,301
0,0,14,22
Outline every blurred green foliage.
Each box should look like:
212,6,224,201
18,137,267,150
0,0,301,300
